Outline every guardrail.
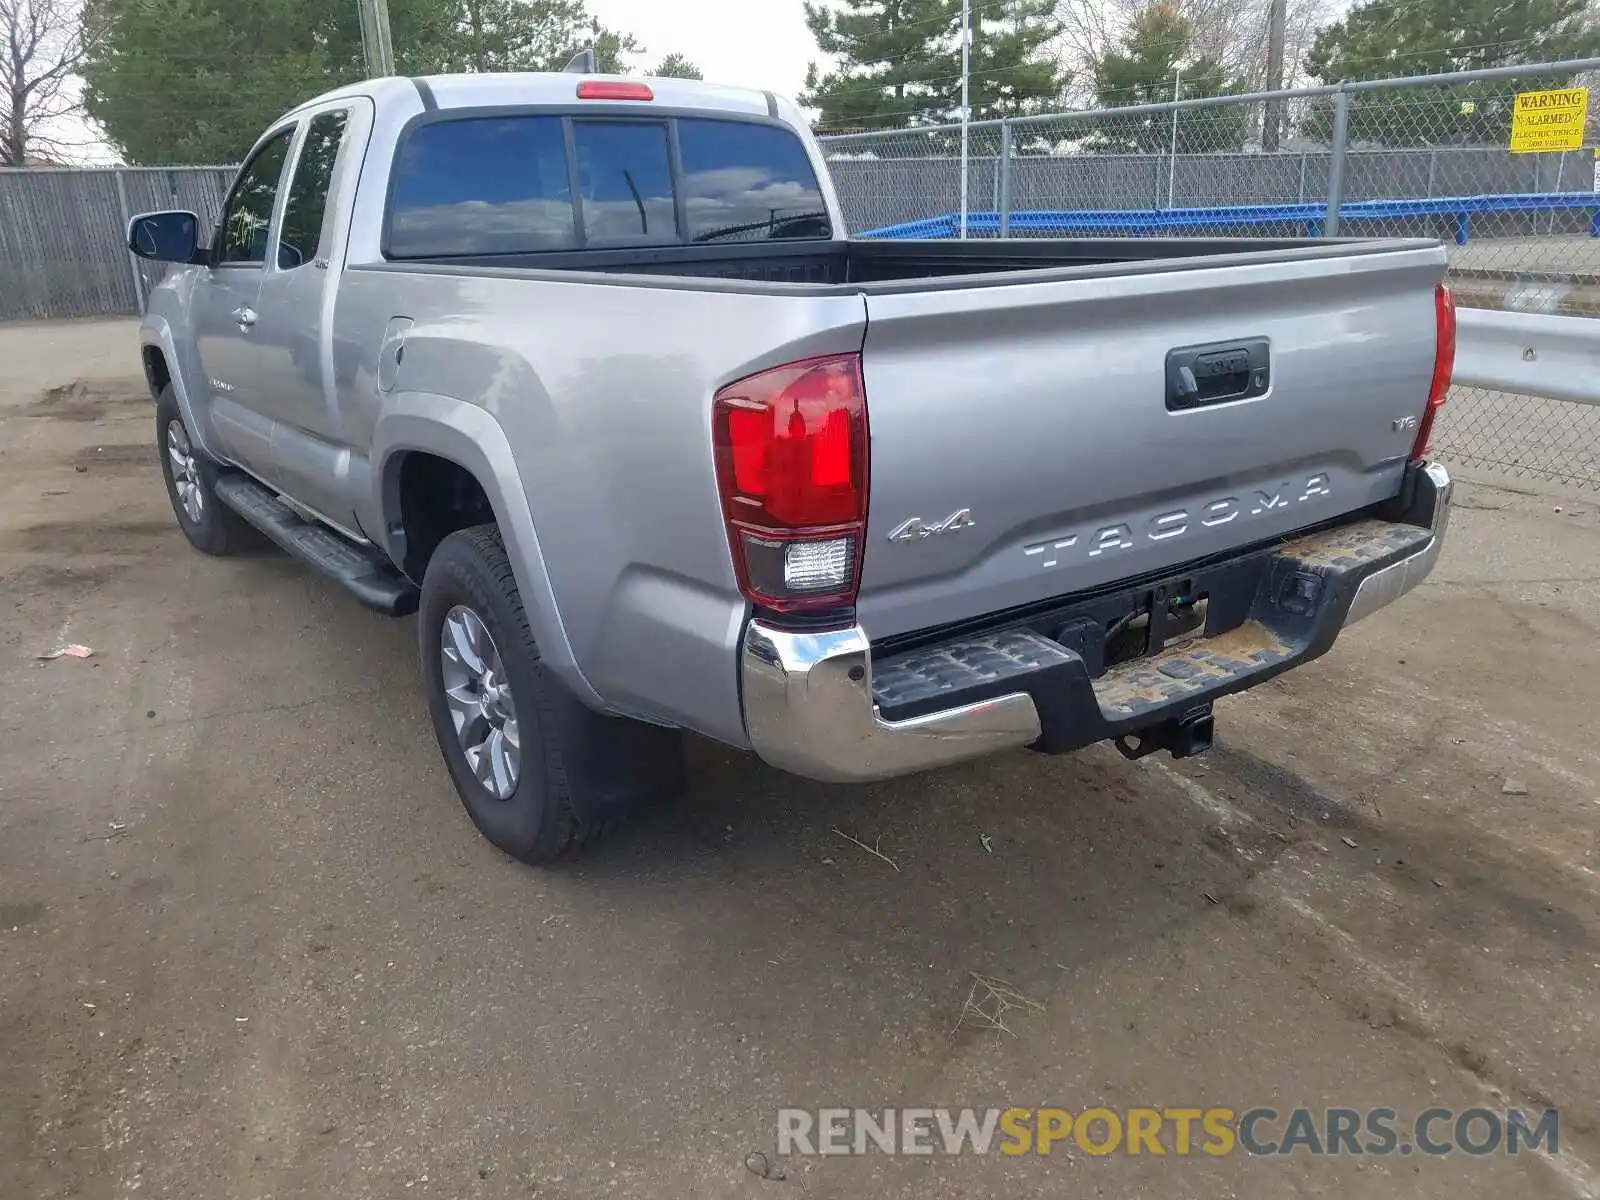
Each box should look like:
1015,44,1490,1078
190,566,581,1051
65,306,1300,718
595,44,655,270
1453,308,1600,407
860,193,1600,244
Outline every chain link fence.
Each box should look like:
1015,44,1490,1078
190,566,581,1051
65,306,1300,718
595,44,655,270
822,59,1600,489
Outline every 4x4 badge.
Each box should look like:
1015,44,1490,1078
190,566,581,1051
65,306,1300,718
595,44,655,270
888,509,976,543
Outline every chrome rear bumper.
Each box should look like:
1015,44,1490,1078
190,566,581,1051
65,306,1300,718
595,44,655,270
742,624,1044,783
1347,461,1452,624
740,462,1451,783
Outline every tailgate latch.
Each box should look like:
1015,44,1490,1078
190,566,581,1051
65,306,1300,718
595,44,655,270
1166,338,1270,410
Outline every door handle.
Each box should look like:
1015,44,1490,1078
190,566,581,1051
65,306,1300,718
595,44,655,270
232,306,258,330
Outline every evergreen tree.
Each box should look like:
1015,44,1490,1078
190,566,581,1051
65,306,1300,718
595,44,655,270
1303,0,1600,146
969,0,1067,119
80,0,643,165
448,2,639,74
802,0,1067,132
802,0,957,131
82,0,363,164
652,53,703,80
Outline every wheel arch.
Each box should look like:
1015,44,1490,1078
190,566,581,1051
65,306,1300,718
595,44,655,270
138,315,220,459
141,343,172,400
371,392,603,711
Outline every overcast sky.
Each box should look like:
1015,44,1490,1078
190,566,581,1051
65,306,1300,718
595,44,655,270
590,0,822,97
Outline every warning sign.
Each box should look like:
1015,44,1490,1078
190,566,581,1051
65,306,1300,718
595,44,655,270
1510,87,1588,153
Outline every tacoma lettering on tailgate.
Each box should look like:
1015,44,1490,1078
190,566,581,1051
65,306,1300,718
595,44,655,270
1024,474,1332,570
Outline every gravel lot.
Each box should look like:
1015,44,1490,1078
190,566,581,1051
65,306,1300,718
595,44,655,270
2,318,1598,1200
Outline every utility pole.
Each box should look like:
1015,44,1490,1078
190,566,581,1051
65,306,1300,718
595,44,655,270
357,0,396,78
1263,0,1287,151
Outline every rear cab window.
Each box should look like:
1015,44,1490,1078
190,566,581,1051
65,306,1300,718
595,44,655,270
385,110,830,259
388,116,575,257
571,122,675,244
678,118,829,243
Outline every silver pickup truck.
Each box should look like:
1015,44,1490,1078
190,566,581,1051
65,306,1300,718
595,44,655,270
129,71,1455,864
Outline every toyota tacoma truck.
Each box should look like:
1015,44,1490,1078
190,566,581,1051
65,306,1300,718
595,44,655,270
128,71,1455,864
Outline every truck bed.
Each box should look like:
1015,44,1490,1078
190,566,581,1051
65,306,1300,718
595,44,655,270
378,235,1438,290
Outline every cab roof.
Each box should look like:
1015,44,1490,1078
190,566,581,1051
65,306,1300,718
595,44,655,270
292,72,782,123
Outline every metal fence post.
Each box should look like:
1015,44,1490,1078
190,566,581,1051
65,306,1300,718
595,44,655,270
998,118,1012,238
112,169,147,314
1323,85,1351,236
1167,69,1183,209
1550,151,1567,233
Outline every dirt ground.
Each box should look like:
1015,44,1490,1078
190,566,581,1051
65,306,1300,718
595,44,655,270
2,318,1598,1200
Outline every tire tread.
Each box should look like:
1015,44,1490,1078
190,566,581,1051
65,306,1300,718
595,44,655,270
421,524,677,863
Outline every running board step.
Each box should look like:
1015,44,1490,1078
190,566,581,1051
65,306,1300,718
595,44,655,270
214,475,418,616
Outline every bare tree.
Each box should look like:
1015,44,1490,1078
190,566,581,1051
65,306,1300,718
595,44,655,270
1054,0,1335,103
1187,0,1333,91
1052,0,1122,87
1,0,100,166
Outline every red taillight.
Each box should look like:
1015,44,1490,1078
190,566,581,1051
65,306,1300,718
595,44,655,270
713,354,868,613
1413,283,1456,459
576,80,654,101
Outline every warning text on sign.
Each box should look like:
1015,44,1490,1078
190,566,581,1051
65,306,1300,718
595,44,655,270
1510,88,1589,154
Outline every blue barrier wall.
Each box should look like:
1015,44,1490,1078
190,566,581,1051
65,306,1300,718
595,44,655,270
860,194,1600,244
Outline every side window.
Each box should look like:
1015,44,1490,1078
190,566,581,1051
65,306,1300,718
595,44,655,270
217,128,294,266
278,110,350,270
388,116,574,258
677,119,831,243
571,121,675,245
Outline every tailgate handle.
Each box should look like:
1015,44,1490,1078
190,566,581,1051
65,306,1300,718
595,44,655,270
1166,338,1270,411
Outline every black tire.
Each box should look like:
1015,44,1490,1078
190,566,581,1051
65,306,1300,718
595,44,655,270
156,386,250,556
419,525,684,864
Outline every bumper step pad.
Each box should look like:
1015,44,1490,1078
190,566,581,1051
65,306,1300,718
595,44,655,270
870,516,1435,738
871,629,1077,715
1092,621,1293,719
1096,520,1432,721
1273,517,1433,571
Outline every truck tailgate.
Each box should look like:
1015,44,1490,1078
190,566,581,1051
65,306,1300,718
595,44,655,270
855,242,1447,640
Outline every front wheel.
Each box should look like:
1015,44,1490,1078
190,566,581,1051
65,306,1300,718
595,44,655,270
155,386,249,556
418,525,683,864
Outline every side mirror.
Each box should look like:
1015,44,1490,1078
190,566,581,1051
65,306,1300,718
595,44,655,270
127,210,203,264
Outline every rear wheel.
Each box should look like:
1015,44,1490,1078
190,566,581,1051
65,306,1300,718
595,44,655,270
419,525,683,863
156,386,249,556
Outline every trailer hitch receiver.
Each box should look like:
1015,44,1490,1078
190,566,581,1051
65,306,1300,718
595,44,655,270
1114,703,1215,761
